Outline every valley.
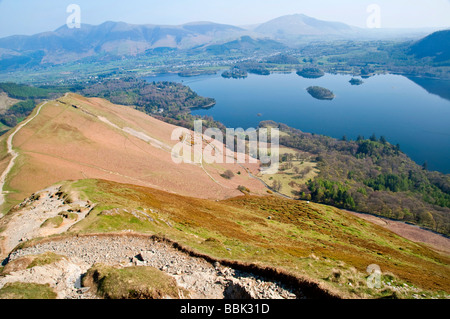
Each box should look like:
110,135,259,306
0,6,449,302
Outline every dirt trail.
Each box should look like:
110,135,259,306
0,185,95,259
0,101,48,208
0,189,312,300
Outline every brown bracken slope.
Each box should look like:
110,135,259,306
0,94,266,212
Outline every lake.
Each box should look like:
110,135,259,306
146,72,450,174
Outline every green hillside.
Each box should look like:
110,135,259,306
260,121,450,236
409,30,450,62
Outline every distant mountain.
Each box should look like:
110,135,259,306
0,15,445,71
409,29,450,62
181,21,244,35
204,36,285,55
0,21,248,68
253,14,360,39
0,21,245,52
250,14,438,42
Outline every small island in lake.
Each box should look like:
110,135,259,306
248,67,270,76
349,78,364,85
296,67,325,79
306,86,335,100
222,68,248,79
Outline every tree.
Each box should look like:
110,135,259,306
272,180,282,192
419,211,436,229
221,170,235,180
347,171,356,180
237,185,250,193
422,161,428,171
379,136,387,144
369,133,378,142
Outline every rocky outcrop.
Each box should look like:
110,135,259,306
6,235,300,300
0,254,95,299
0,185,95,258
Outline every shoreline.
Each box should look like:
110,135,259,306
190,101,217,110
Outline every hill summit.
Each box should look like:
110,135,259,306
409,29,450,62
253,14,359,37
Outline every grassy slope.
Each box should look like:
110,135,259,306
65,179,449,299
0,282,56,299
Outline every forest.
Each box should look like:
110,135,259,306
80,78,215,113
297,67,325,79
0,79,223,134
0,83,67,131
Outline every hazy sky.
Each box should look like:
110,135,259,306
0,0,449,37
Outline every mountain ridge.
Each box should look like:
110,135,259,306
0,14,447,73
253,14,360,37
0,20,251,66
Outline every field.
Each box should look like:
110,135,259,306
259,147,318,197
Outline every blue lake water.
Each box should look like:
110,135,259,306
145,72,450,174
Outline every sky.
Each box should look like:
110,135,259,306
0,0,449,37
